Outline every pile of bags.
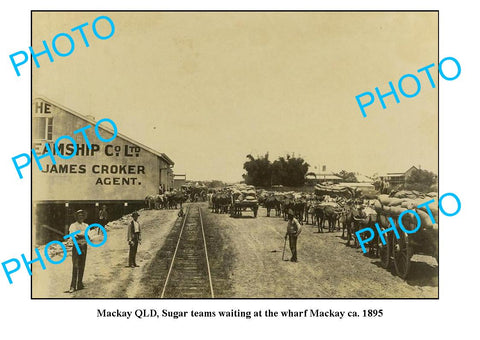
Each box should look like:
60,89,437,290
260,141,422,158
230,185,258,203
373,190,438,230
314,184,357,198
243,189,258,202
316,201,339,208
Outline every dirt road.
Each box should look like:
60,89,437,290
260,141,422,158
202,203,438,298
33,202,437,298
32,208,179,298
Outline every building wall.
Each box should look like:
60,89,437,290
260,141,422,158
167,168,174,190
174,178,186,190
32,99,164,202
386,176,405,186
157,165,174,192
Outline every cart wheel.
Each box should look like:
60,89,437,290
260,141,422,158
378,229,391,269
392,230,413,279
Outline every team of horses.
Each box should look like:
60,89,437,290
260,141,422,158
209,191,231,214
145,187,379,254
259,192,379,254
144,191,188,210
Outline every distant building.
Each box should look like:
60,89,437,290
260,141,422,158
173,174,187,190
305,170,343,185
378,166,418,186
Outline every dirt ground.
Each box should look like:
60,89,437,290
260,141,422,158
32,208,179,298
32,203,437,298
203,204,438,298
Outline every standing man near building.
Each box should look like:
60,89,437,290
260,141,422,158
98,205,109,234
127,211,141,268
68,210,89,293
285,209,302,262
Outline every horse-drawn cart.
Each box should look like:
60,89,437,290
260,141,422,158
230,198,259,217
374,192,439,279
229,184,259,218
376,212,438,279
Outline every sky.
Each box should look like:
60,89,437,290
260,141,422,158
32,12,438,182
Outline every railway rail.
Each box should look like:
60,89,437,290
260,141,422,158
160,205,214,298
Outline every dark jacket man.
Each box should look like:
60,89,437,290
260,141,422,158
127,212,141,267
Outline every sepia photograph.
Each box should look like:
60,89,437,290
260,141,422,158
31,11,439,298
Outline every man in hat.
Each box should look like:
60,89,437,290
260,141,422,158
285,209,302,262
127,211,141,267
68,209,89,293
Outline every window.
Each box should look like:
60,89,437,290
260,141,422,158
33,117,53,141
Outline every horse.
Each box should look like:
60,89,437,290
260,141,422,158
144,195,156,210
264,195,280,217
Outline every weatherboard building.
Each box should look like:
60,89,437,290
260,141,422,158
32,97,174,245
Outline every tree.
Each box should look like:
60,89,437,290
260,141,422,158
405,168,437,192
335,170,358,183
242,153,309,187
242,153,272,187
271,154,309,187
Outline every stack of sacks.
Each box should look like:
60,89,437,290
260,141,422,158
230,189,242,202
231,185,258,203
317,201,340,209
243,189,258,202
415,198,439,229
374,191,438,230
392,190,424,199
234,184,255,192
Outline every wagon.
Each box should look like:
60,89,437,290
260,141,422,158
230,198,259,218
376,211,438,279
228,185,259,218
230,201,259,217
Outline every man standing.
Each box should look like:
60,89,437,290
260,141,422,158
127,211,141,268
285,209,302,262
98,205,108,234
68,209,89,293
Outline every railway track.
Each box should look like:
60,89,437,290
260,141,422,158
160,205,214,298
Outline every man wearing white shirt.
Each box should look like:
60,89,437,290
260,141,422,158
68,210,88,293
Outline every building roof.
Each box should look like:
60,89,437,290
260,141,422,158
379,166,419,178
34,96,174,166
379,173,405,178
338,182,374,188
306,173,342,180
306,171,342,179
